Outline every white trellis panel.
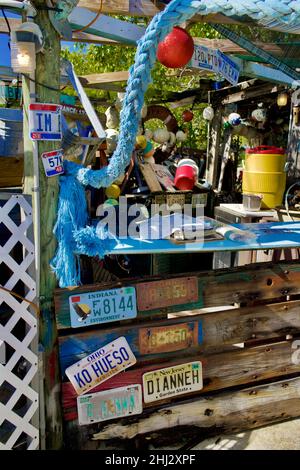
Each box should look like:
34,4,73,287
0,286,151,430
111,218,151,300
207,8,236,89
0,193,39,450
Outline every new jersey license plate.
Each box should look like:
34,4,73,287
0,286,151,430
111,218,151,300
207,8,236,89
77,385,143,425
65,336,137,395
143,361,203,403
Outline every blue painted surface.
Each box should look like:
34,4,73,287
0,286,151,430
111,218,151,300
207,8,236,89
59,319,203,378
101,222,300,256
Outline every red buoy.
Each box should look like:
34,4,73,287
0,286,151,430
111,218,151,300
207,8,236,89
182,110,194,122
157,27,194,69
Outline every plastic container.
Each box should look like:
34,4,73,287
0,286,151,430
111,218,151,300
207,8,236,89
174,165,196,190
245,146,286,172
242,193,262,211
177,159,199,178
243,171,286,209
242,145,286,209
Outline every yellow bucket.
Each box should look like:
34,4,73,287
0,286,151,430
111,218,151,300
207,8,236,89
243,146,286,209
243,171,286,209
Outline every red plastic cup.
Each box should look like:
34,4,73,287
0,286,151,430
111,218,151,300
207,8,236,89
174,165,196,190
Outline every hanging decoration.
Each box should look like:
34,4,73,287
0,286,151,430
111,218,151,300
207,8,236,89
157,26,194,68
203,106,214,121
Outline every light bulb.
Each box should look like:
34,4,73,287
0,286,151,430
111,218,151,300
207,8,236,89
11,41,36,74
17,52,30,68
277,92,288,107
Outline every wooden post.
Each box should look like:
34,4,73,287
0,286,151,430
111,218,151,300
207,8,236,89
22,2,63,449
206,106,223,188
286,88,300,184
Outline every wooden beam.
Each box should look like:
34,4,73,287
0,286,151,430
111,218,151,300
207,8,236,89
91,376,300,440
218,83,283,106
206,105,222,188
78,0,159,16
286,88,300,182
69,8,145,45
78,71,129,91
58,299,300,373
62,339,300,421
26,1,63,449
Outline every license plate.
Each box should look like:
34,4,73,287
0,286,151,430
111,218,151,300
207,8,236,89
143,362,203,403
137,277,198,311
65,336,137,395
139,322,199,355
69,286,137,328
41,149,64,177
77,385,143,425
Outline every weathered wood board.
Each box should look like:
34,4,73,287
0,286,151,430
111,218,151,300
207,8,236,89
62,339,300,421
91,376,300,441
59,299,300,374
0,157,23,188
55,261,300,329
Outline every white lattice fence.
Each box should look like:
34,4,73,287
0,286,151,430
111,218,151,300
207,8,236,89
0,193,39,450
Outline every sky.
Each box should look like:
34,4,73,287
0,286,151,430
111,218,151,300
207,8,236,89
0,10,75,68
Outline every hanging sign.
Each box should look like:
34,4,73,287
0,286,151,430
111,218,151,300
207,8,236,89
142,361,203,403
69,286,137,328
41,149,64,177
65,336,137,395
29,103,62,141
191,45,240,85
77,385,143,425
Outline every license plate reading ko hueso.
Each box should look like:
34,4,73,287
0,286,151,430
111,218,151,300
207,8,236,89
66,336,136,395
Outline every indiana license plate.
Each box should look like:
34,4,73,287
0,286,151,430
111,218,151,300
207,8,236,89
77,385,143,425
65,336,137,395
69,286,137,328
143,361,203,403
139,322,200,355
136,277,198,311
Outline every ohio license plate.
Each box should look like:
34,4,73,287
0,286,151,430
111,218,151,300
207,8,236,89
77,385,143,425
65,336,137,395
143,361,203,403
139,322,200,355
136,277,198,311
69,286,137,328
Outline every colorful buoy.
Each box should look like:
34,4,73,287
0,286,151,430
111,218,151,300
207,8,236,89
105,184,121,199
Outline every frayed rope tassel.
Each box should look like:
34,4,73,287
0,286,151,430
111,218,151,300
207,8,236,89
51,174,88,287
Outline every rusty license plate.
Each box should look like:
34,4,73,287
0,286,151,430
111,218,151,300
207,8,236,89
139,322,200,355
136,277,198,311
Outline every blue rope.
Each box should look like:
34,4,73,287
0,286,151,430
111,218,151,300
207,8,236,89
53,0,300,287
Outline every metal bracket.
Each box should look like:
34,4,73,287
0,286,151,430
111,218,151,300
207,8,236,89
48,0,79,40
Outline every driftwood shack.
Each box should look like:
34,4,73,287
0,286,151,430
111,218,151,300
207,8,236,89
2,0,300,451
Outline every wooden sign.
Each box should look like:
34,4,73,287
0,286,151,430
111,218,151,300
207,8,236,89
136,277,198,311
77,385,142,425
65,336,137,395
69,286,137,328
139,322,201,355
142,361,203,403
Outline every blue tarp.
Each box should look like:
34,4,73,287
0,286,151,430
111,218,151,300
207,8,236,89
0,108,23,157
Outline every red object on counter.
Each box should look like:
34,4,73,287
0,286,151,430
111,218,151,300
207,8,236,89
174,165,196,190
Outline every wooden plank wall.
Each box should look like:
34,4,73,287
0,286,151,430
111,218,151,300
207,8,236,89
55,261,300,449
